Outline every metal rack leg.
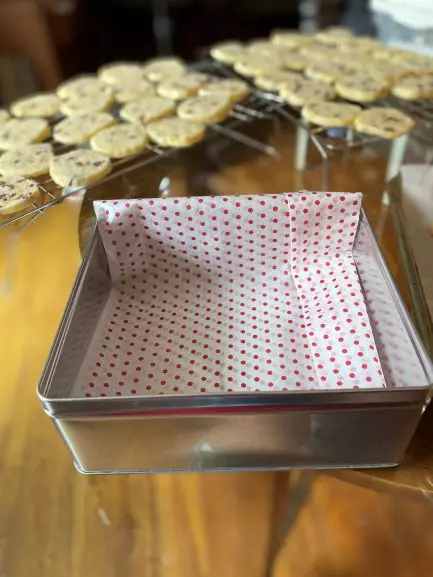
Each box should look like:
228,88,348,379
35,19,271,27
295,125,309,171
384,134,409,205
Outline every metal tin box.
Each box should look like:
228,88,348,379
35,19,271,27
38,205,432,474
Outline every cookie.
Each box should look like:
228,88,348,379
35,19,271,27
177,94,232,123
0,175,40,215
49,149,112,188
11,93,60,118
53,112,115,145
0,143,53,177
142,57,186,82
57,75,111,100
0,110,10,124
98,62,143,85
368,60,409,82
210,41,246,64
339,37,380,54
354,107,414,139
254,70,302,91
59,91,114,116
400,55,433,75
0,118,50,150
90,123,148,158
157,73,208,99
147,117,205,148
391,74,433,100
112,78,156,103
302,101,361,127
280,77,335,107
234,54,284,77
335,72,390,103
199,78,250,102
120,97,175,124
248,39,288,58
315,27,354,45
270,30,314,49
305,61,359,84
300,44,339,62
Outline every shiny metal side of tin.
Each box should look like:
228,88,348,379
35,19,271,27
38,211,433,474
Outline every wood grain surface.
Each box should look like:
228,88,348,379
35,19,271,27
1,123,433,576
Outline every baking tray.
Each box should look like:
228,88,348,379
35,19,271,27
38,194,433,474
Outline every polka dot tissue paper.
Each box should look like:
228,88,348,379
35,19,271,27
73,191,387,398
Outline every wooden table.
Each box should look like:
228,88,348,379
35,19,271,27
1,123,432,576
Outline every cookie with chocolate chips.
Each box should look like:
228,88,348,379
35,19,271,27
53,112,115,145
280,77,335,107
0,175,40,215
90,123,148,158
11,93,60,118
177,93,232,123
49,149,112,188
392,74,433,100
335,72,390,103
120,97,175,125
147,117,205,148
0,143,53,177
354,107,414,139
302,101,361,127
0,118,50,150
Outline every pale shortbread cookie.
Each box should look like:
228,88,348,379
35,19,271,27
50,149,112,187
0,175,40,214
98,62,143,85
147,117,205,148
177,94,232,124
234,54,284,77
305,60,359,84
0,110,10,124
354,107,414,139
11,93,60,118
270,30,314,49
248,39,289,58
335,72,390,103
59,91,114,116
120,97,175,124
280,77,335,107
199,78,250,102
400,55,433,75
210,41,246,64
302,101,361,127
391,74,433,100
0,143,53,177
339,37,381,54
90,123,148,158
300,44,340,63
315,27,354,45
142,58,186,82
157,73,208,99
113,78,155,103
57,75,111,100
368,60,409,81
53,112,115,145
0,118,50,150
255,70,301,91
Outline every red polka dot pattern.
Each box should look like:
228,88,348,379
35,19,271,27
74,192,387,397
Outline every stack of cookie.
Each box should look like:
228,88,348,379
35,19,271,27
0,58,253,215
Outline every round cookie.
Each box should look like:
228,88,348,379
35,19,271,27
0,109,10,124
301,101,361,127
339,37,380,54
120,97,175,124
59,91,114,116
142,57,186,82
335,72,390,103
270,30,314,49
391,74,433,100
315,27,354,45
50,149,112,188
394,53,433,74
255,70,302,91
199,78,250,102
248,40,288,58
0,175,40,215
177,94,232,124
53,112,115,145
98,62,143,85
210,41,246,64
147,117,205,148
157,73,209,99
57,75,111,100
368,60,409,81
234,54,284,77
305,61,359,84
0,118,50,150
280,78,335,107
300,44,339,62
90,123,148,159
113,78,155,103
354,107,414,139
0,143,53,177
11,93,60,118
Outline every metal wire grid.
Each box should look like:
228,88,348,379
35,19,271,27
0,63,284,230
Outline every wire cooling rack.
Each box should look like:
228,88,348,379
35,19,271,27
0,62,286,230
